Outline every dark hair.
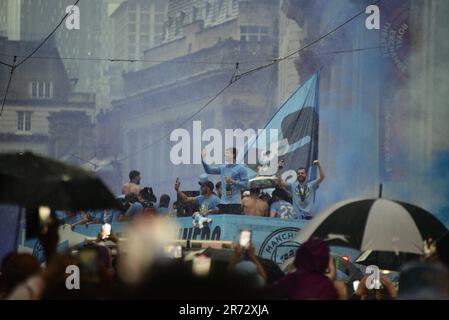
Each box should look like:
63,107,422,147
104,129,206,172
139,187,157,203
398,262,449,299
0,253,40,295
215,181,222,189
227,147,237,159
272,187,286,200
159,194,171,208
250,188,260,195
129,170,140,181
297,167,307,173
202,181,214,192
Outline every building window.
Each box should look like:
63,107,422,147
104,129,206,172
192,6,199,21
206,2,212,20
129,12,136,21
141,13,150,21
140,35,150,44
180,11,186,25
155,24,163,34
240,25,270,42
17,111,32,132
218,0,224,16
30,81,53,99
168,16,174,31
155,1,165,11
155,13,165,23
175,18,181,36
141,23,150,32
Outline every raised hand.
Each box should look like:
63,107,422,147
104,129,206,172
174,177,181,192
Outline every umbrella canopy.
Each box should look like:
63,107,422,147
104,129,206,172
296,198,448,255
0,151,121,210
354,250,421,271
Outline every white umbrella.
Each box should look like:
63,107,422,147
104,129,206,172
296,198,447,255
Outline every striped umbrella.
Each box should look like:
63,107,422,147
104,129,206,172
296,198,448,255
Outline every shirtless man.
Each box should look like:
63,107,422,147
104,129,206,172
242,188,269,217
122,170,141,196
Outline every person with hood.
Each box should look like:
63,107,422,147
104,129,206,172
272,237,337,300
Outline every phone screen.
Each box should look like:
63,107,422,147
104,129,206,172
192,255,211,276
164,245,183,258
352,280,360,292
101,223,111,239
239,230,251,249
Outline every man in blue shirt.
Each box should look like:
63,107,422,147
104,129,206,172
175,178,221,214
88,209,118,224
270,188,296,219
157,194,171,215
57,210,87,228
201,147,248,205
278,160,325,219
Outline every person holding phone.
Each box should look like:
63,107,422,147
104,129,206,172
228,235,267,288
239,230,252,249
352,275,397,300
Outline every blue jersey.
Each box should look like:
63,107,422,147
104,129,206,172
202,162,248,204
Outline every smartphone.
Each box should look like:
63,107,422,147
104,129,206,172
352,280,360,292
192,255,211,276
239,230,252,249
164,245,183,258
101,223,111,240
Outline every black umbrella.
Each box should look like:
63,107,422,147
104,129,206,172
296,198,448,255
0,151,121,210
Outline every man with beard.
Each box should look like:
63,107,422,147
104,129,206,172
175,178,221,215
278,160,325,220
122,170,141,196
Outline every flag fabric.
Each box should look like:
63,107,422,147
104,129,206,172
239,71,320,179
